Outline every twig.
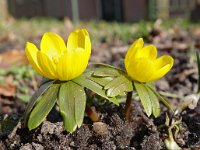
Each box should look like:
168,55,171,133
124,91,133,122
85,105,99,122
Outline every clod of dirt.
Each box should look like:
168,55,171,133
40,121,63,135
19,142,44,150
141,132,161,150
93,122,109,135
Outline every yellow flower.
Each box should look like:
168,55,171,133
25,29,91,81
125,38,174,83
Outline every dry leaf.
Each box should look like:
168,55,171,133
0,83,16,97
0,76,16,97
0,50,28,69
0,35,9,43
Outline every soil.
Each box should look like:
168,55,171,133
1,27,200,149
0,100,199,150
1,102,160,150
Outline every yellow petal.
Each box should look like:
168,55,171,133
25,42,45,76
135,45,157,60
126,58,156,83
26,29,91,81
37,51,57,79
40,32,66,57
67,29,91,56
125,38,144,68
57,48,89,81
149,56,174,81
84,31,92,57
57,53,73,81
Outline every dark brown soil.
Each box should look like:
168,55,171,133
0,98,199,150
0,102,160,149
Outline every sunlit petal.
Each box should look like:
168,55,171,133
25,29,91,81
25,42,45,76
135,45,157,59
149,56,174,81
67,29,91,56
154,55,174,70
84,30,92,57
37,51,57,79
40,32,66,57
57,53,73,81
57,48,89,81
125,38,174,83
125,38,143,68
126,58,155,83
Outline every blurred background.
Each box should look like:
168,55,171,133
1,0,200,22
1,0,200,49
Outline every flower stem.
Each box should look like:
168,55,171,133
124,91,133,122
85,105,99,122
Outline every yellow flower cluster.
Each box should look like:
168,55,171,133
25,29,91,81
125,38,174,82
26,30,173,83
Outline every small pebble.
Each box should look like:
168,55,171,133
93,122,108,135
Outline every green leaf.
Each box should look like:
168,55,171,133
89,62,124,72
28,84,60,130
93,67,121,77
82,68,112,86
73,75,119,105
17,94,31,103
196,51,200,94
81,68,94,77
146,81,155,90
104,76,133,97
147,85,174,112
83,68,118,86
134,82,152,116
87,76,113,86
59,81,86,133
24,79,56,124
146,86,160,117
87,67,133,97
17,86,29,93
83,67,132,97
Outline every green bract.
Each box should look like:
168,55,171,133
196,51,200,94
91,64,173,117
24,68,119,133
